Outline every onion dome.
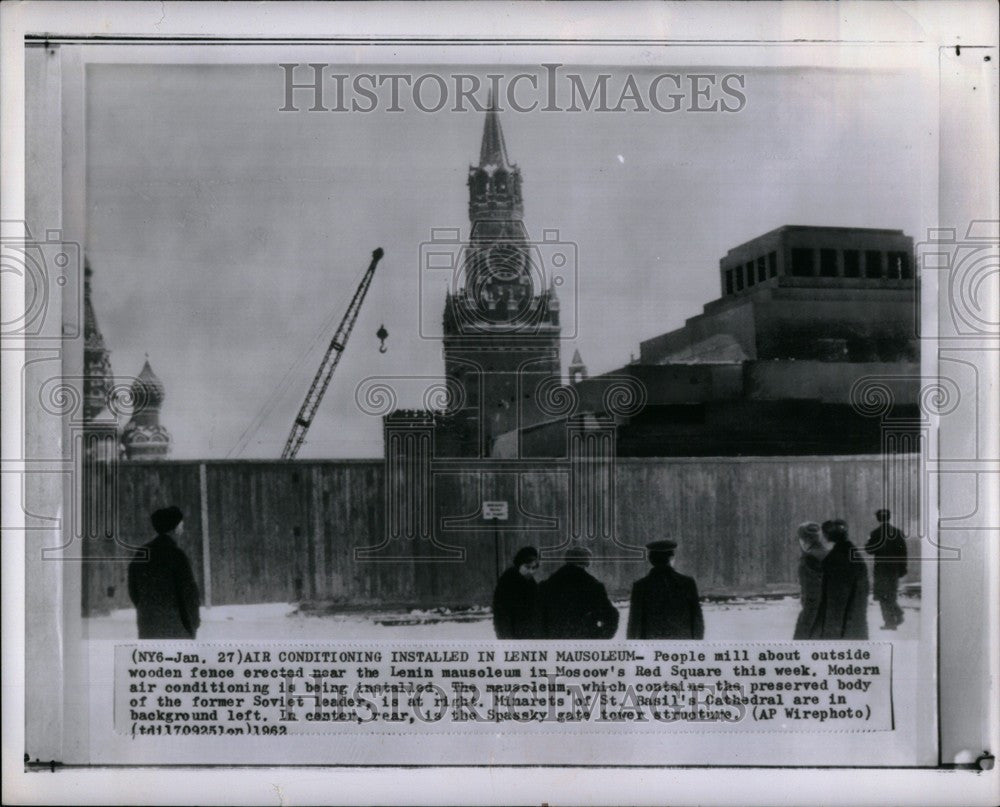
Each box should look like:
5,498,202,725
132,358,166,410
122,356,171,460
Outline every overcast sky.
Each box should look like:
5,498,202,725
86,62,929,459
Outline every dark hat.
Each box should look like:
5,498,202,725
875,509,891,519
822,518,848,541
151,506,184,534
565,546,593,566
646,539,677,567
513,546,539,568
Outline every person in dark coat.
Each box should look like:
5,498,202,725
793,521,828,640
864,509,908,630
538,547,619,639
814,519,869,639
492,546,541,639
128,506,201,639
627,540,705,640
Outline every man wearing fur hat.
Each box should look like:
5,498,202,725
538,546,619,639
492,546,541,639
127,506,202,639
626,540,705,640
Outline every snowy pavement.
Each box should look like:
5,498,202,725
84,594,921,641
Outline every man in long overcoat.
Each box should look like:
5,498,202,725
538,547,619,639
492,546,541,639
815,519,869,640
626,540,705,640
864,509,908,630
128,506,201,639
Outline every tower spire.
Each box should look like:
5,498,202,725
479,90,511,169
569,349,589,384
83,259,115,421
467,98,523,224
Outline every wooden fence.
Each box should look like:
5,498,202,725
82,455,921,614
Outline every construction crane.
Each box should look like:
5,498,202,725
281,247,385,460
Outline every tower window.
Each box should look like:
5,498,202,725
757,256,766,282
900,253,912,279
746,261,756,286
888,251,912,279
767,251,777,277
887,252,900,279
843,250,860,277
791,248,814,277
725,269,734,295
820,248,837,277
735,266,744,291
865,250,883,278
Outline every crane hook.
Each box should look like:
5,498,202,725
376,323,389,353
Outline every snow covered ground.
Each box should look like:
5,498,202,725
84,594,921,641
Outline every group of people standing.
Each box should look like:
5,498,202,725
494,509,907,642
492,541,705,640
794,509,909,640
128,502,907,643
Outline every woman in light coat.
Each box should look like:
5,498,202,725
793,521,827,639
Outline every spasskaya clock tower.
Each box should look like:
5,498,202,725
441,96,563,457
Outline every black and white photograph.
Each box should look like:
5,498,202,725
2,2,998,804
80,59,929,645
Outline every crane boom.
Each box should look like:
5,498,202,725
281,247,384,460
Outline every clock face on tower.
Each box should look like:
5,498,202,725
467,244,534,322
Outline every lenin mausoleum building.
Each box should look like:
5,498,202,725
493,225,920,459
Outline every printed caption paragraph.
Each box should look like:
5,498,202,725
116,643,894,736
